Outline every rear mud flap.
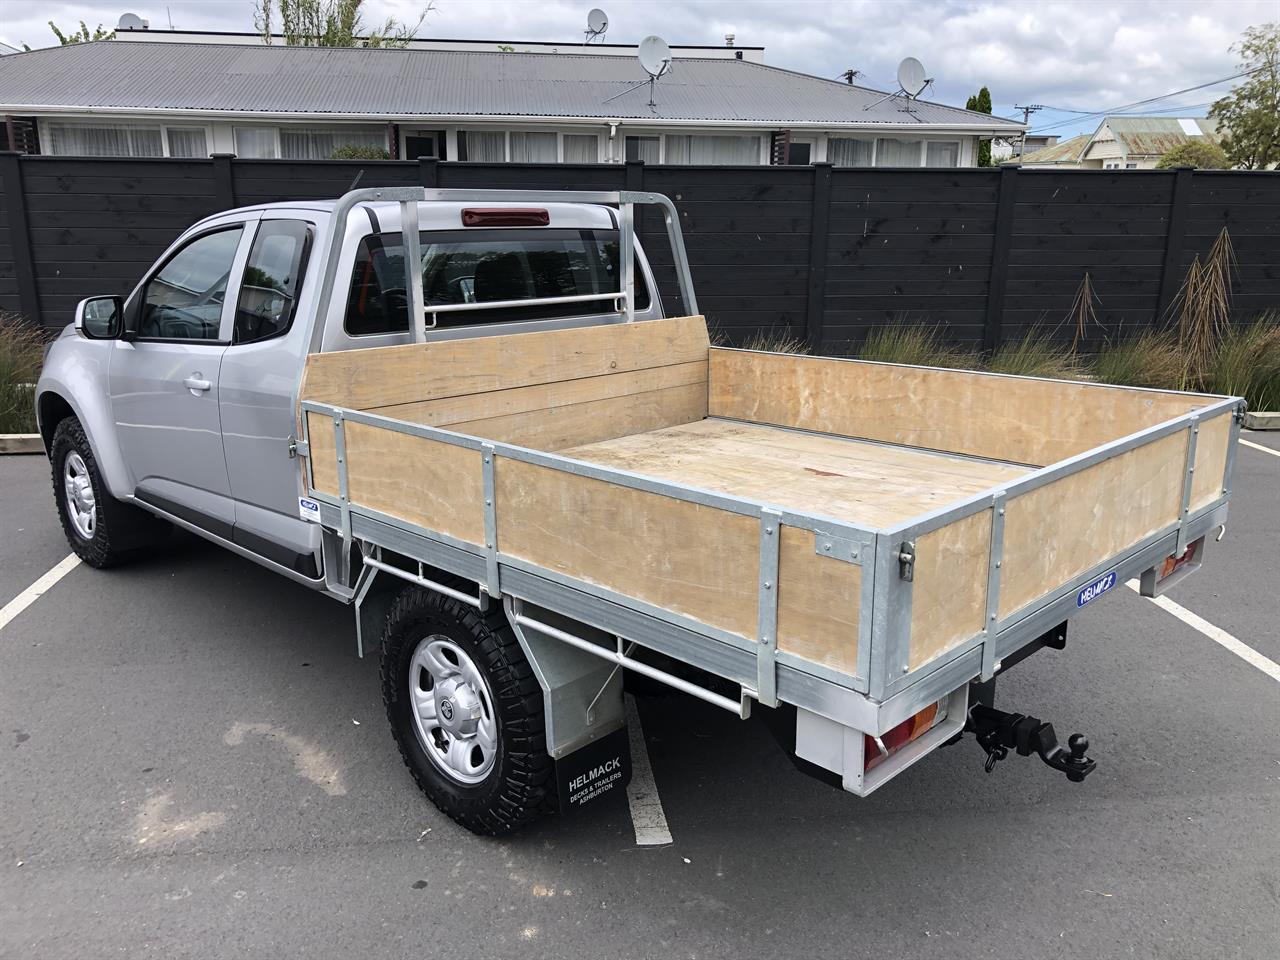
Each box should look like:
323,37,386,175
554,725,632,813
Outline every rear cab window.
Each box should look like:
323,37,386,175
344,228,651,336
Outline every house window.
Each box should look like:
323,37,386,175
1125,162,1138,169
828,137,874,167
564,134,599,163
925,141,960,168
279,127,386,159
665,134,761,164
625,136,660,164
875,137,923,167
46,121,211,158
166,128,208,158
509,131,558,163
46,122,164,157
459,130,506,162
235,127,280,159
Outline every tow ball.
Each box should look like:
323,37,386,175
964,704,1096,782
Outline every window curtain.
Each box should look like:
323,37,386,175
47,123,163,157
624,136,660,164
509,131,557,163
924,141,959,168
461,130,506,162
563,134,599,163
279,128,384,159
665,134,760,164
234,127,279,159
166,128,209,158
875,137,923,167
828,137,874,167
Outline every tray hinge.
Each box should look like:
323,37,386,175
814,530,862,564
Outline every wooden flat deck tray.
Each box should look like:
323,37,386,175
299,316,1239,697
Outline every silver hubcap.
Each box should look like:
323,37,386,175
63,451,96,541
409,635,497,785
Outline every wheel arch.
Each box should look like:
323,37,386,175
36,385,134,500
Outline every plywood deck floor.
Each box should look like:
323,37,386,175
560,418,1033,529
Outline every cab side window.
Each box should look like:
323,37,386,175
139,227,243,341
234,220,312,344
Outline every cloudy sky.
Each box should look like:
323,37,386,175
0,0,1271,137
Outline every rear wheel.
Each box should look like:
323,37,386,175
49,417,168,568
381,587,553,835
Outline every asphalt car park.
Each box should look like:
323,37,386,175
2,434,1278,959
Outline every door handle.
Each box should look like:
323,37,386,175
183,375,212,394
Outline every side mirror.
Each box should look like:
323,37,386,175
74,296,123,339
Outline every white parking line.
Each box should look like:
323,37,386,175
0,553,81,633
1240,438,1280,459
624,694,673,846
1126,580,1280,683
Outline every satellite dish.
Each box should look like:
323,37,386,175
588,8,608,34
896,57,928,97
638,35,672,78
117,12,149,30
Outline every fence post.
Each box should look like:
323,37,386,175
0,151,41,326
805,162,832,351
1154,166,1193,327
983,164,1019,354
418,156,439,188
210,153,236,210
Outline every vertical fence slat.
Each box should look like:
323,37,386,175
1154,166,1193,327
983,164,1019,353
805,162,832,350
0,151,41,325
211,153,236,210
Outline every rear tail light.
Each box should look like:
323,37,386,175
461,208,550,227
865,701,942,772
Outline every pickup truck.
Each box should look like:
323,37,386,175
36,187,1245,835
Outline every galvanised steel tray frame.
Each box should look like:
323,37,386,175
300,391,1242,739
294,185,1244,739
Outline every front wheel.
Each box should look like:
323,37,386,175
381,587,553,835
49,417,168,568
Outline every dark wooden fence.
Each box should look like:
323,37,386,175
2,152,1277,351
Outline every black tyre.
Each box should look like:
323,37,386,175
49,417,169,568
381,587,553,835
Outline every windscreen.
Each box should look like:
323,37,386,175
344,228,650,336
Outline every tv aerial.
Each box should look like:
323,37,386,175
863,56,934,114
603,35,673,108
584,8,609,44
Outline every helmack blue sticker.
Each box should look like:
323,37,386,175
1077,570,1117,608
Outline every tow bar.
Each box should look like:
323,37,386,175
964,704,1096,782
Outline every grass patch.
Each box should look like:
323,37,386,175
1204,315,1280,411
739,327,810,354
0,314,45,434
1092,330,1183,390
858,324,979,370
986,330,1082,379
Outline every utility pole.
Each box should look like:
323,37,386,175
1012,104,1043,157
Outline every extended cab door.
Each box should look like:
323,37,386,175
217,215,322,577
108,219,255,535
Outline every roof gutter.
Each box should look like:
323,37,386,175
4,103,1025,134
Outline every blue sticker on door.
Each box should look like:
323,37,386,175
1077,570,1117,608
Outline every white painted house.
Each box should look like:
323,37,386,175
0,32,1022,166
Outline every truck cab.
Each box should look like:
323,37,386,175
37,197,663,581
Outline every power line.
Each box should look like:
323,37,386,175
1027,67,1258,134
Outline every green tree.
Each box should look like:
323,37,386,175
1155,139,1230,169
23,20,114,49
965,86,994,166
1209,23,1280,170
253,0,433,48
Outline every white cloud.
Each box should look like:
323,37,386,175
0,0,1271,135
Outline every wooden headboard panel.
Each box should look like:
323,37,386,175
300,316,711,464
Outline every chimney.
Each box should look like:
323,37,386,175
724,33,735,47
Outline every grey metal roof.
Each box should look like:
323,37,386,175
0,40,1022,130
